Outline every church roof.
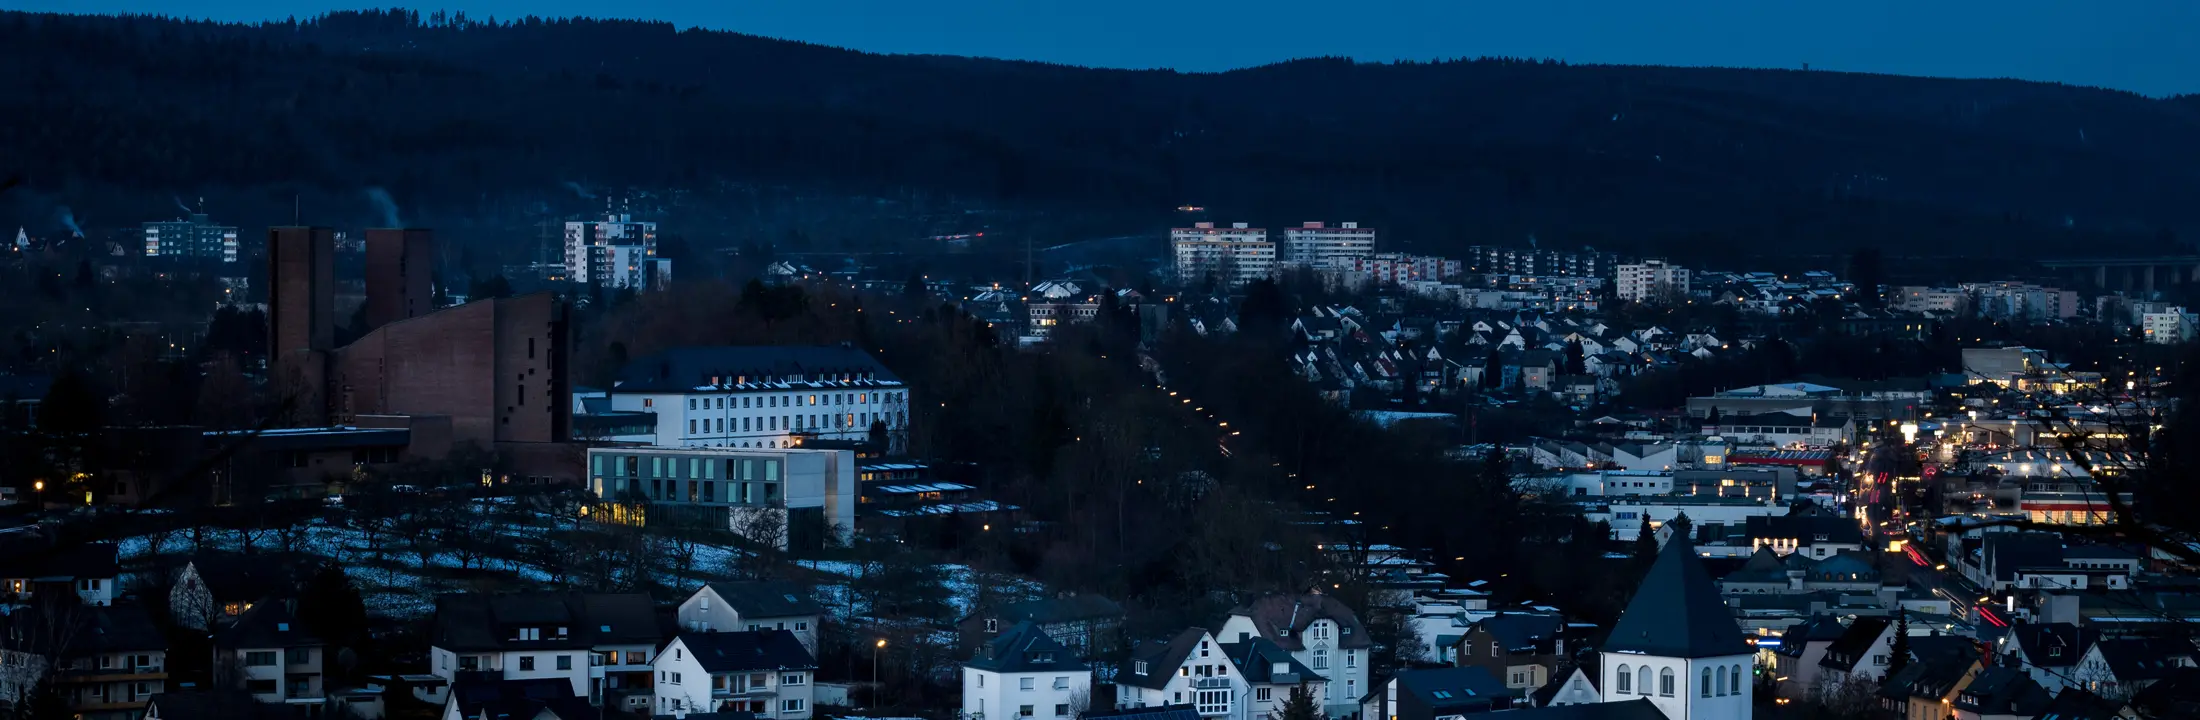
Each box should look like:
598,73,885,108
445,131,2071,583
1603,536,1752,659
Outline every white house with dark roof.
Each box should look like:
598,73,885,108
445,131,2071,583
961,622,1092,720
426,592,662,709
1217,636,1326,720
676,581,825,652
605,345,912,450
652,630,817,719
1117,628,1247,720
1214,594,1370,718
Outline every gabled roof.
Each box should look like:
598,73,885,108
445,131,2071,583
1877,653,1975,700
2028,688,2125,720
1120,628,1207,690
675,630,817,674
1954,667,2050,715
2093,637,2197,683
703,581,823,618
1529,654,1600,707
444,672,594,720
1393,667,1511,713
1082,705,1201,720
1227,594,1372,650
216,599,322,650
2010,623,2096,669
5,601,167,654
968,622,1089,674
974,594,1124,626
1817,617,1891,672
432,592,660,652
1220,637,1319,685
1469,613,1565,655
1604,536,1750,659
2130,667,2200,719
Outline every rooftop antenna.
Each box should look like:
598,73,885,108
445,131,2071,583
292,194,300,225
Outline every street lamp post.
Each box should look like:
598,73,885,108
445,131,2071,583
872,638,886,701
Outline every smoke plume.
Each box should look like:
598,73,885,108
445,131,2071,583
174,195,194,214
57,206,82,237
365,187,403,228
562,181,597,200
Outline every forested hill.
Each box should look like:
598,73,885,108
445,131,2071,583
3,8,2198,263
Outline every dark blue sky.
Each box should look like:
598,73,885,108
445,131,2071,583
14,0,2198,96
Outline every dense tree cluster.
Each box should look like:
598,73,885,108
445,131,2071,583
0,10,2194,267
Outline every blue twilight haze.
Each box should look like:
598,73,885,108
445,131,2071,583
7,0,2197,96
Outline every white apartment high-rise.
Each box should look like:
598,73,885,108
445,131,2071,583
563,212,666,291
143,213,240,262
1617,260,1691,303
1172,222,1274,289
1281,222,1376,269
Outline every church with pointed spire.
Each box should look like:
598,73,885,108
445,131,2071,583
1596,534,1754,719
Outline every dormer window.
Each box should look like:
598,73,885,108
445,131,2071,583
1135,661,1149,675
1032,653,1055,664
986,619,999,633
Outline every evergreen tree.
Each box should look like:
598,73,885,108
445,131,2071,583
1272,684,1320,720
1886,614,1912,678
1564,339,1586,375
1632,519,1659,570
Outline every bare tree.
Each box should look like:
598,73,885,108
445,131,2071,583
725,506,789,580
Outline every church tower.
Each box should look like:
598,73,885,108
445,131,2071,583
1599,535,1755,719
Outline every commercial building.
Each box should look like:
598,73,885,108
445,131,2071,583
584,446,856,548
1616,260,1690,303
363,228,435,330
563,212,669,291
1281,222,1376,269
603,345,910,451
1172,223,1274,289
143,213,239,262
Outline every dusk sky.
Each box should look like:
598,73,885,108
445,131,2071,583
11,0,2199,96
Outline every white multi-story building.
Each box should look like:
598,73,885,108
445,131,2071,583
1172,222,1275,288
962,623,1092,720
674,581,824,653
563,212,667,290
2143,307,2195,344
426,592,662,710
1962,281,2079,322
652,631,817,719
143,213,239,262
1616,260,1690,303
601,345,912,451
1893,286,1970,315
1214,595,1370,718
1281,222,1376,270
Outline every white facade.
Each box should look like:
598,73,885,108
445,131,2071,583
2143,307,2194,344
675,586,822,652
605,386,910,449
961,664,1091,720
1172,223,1275,288
1116,631,1249,720
1281,222,1376,270
143,214,239,262
429,644,593,700
563,213,661,289
1616,260,1691,303
652,637,816,719
1213,616,1365,717
1600,652,1753,720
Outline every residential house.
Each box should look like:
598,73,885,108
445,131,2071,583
168,553,299,631
1451,613,1572,697
428,592,662,709
1875,652,1983,720
961,622,1092,720
676,581,824,652
1816,617,1895,688
1215,594,1372,717
0,602,169,720
1530,657,1601,707
2003,623,2097,693
1950,667,2051,720
2073,638,2197,702
215,599,325,708
1116,628,1245,720
652,630,817,719
0,542,119,609
959,595,1126,661
1219,637,1325,720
